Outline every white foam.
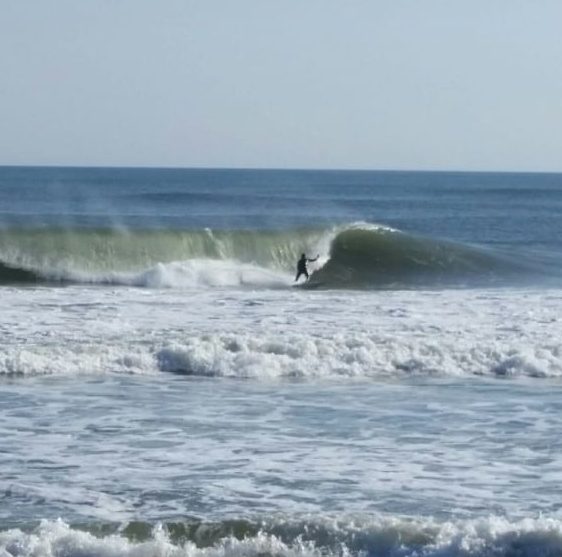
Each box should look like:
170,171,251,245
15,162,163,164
2,317,561,379
137,260,292,289
1,285,561,379
0,344,155,377
345,220,397,233
154,332,562,379
2,332,560,379
0,519,317,557
58,260,293,289
2,516,562,557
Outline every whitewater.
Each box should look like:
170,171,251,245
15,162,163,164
1,167,562,556
2,285,561,378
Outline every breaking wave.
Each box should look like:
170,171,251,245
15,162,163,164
2,331,561,379
0,223,556,289
2,515,562,557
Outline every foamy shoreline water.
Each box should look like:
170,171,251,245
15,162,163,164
3,515,562,557
3,168,562,556
2,367,561,554
2,285,561,378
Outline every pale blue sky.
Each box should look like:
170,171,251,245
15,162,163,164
1,1,561,170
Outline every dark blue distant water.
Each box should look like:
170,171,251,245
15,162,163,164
1,166,561,249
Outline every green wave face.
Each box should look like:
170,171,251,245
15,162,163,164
307,226,529,288
0,227,325,275
62,516,441,550
0,224,547,288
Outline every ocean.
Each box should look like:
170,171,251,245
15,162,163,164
1,166,562,556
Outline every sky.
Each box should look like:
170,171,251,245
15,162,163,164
1,0,561,171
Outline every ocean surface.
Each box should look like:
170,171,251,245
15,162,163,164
1,166,562,556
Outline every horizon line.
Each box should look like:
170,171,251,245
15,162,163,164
1,164,561,175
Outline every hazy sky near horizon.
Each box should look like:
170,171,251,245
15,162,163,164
1,1,561,171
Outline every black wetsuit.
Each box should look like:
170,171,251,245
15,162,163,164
295,257,309,281
295,255,317,281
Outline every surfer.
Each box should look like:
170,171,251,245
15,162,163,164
295,253,319,282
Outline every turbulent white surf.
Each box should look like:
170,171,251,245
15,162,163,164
2,285,561,378
3,516,562,557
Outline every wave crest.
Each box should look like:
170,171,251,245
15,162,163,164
307,226,528,288
2,332,560,379
0,223,554,289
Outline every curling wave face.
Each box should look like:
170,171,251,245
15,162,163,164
0,222,557,288
305,224,532,288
